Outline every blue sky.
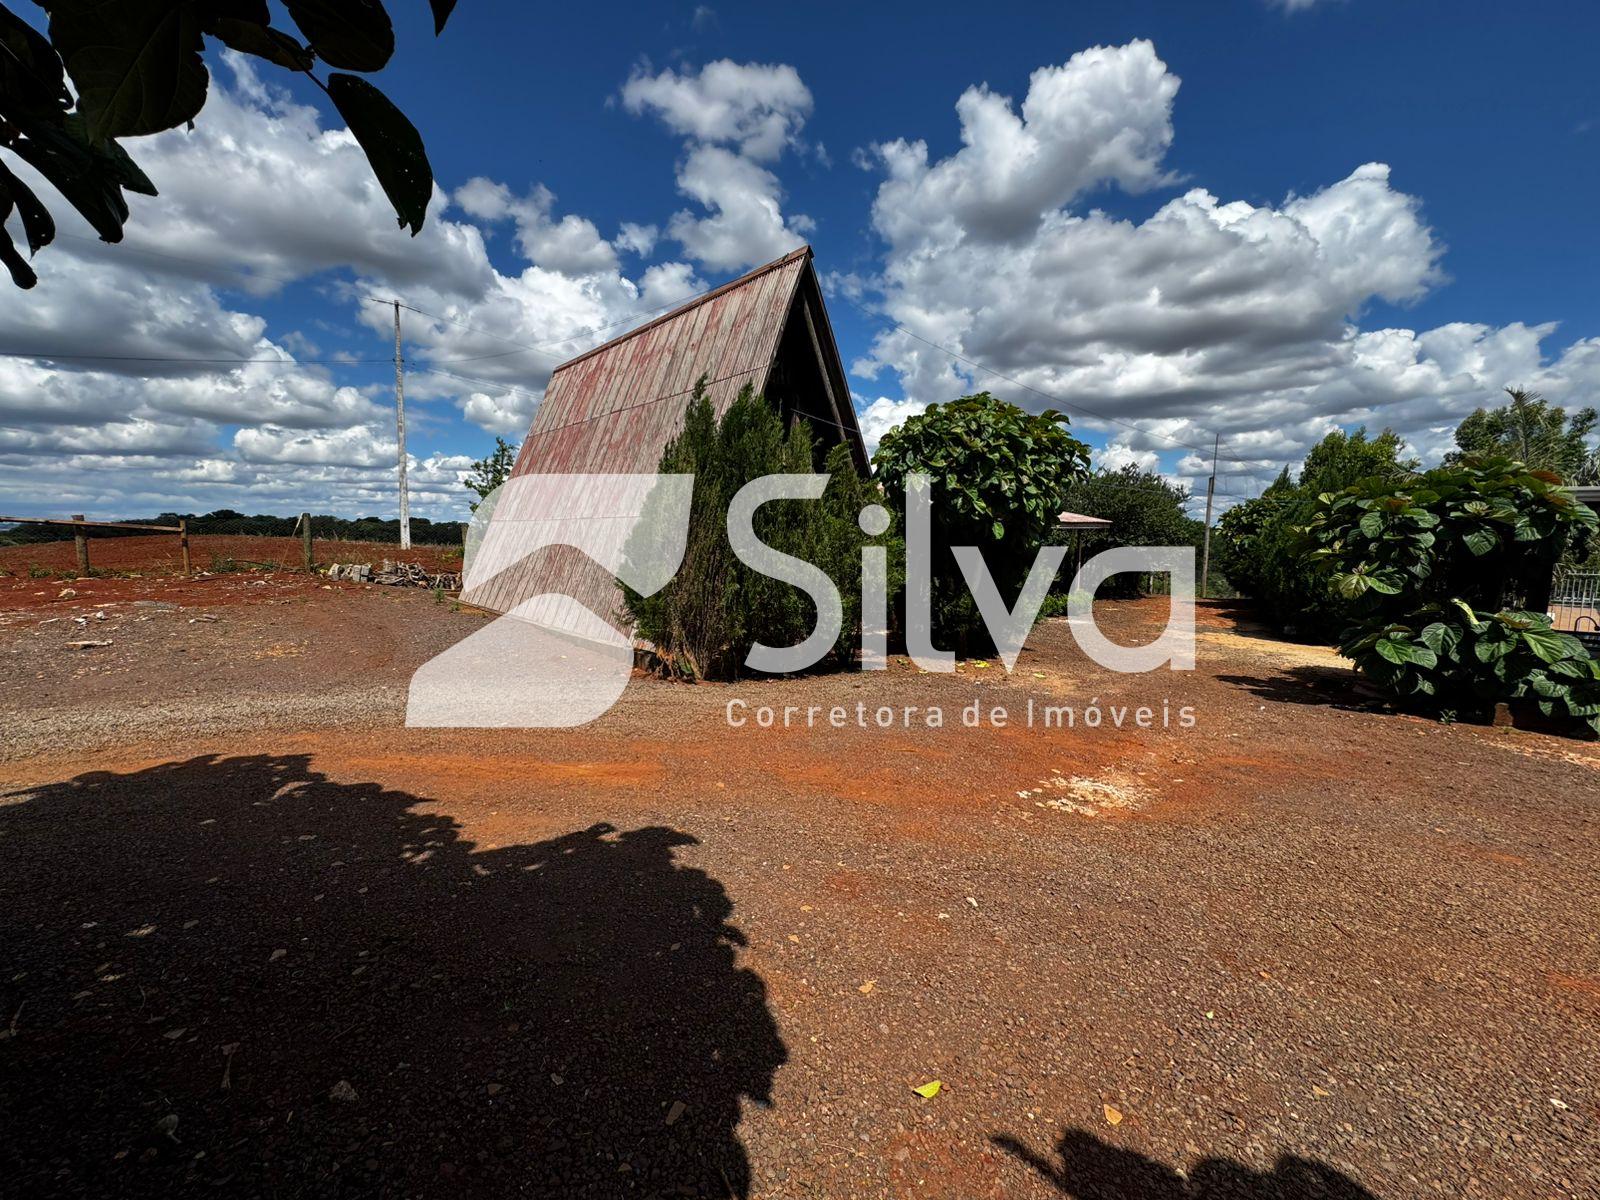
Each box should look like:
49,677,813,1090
2,0,1597,519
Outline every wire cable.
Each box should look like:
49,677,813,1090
0,349,397,365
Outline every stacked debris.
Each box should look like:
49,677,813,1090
325,561,462,590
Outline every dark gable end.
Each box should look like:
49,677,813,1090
460,245,868,625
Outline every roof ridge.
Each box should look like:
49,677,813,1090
550,244,813,374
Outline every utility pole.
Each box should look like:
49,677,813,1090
1200,432,1218,600
393,300,410,551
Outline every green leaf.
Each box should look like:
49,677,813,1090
1364,573,1402,595
1521,627,1577,665
326,73,432,235
47,0,209,142
1449,598,1486,631
1375,637,1408,665
201,12,315,71
1528,673,1563,699
428,0,458,35
1474,636,1511,663
1461,526,1498,556
1333,572,1371,600
0,2,71,112
284,0,394,71
0,161,56,254
1358,511,1383,538
6,113,157,242
0,211,37,288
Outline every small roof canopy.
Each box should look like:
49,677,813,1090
1056,510,1112,530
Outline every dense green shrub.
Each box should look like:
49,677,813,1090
1051,466,1201,599
871,392,1089,649
1303,455,1600,732
623,380,897,679
1214,427,1414,638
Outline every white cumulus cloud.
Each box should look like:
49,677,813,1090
623,60,816,271
852,41,1597,498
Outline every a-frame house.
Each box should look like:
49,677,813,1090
459,245,868,629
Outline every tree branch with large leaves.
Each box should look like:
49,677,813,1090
0,0,456,289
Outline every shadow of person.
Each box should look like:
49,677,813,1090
0,755,785,1198
992,1128,1380,1199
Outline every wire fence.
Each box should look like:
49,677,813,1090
0,512,468,548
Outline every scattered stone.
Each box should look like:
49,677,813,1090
329,1079,359,1104
324,560,461,589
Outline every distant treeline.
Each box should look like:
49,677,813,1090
0,510,466,546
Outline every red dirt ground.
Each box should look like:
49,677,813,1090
1,584,1596,1199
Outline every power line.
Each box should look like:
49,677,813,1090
0,349,396,365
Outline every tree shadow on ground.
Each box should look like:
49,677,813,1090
1216,665,1380,713
0,755,785,1198
993,1128,1379,1199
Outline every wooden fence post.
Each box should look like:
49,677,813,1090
179,518,191,575
301,512,314,573
71,513,88,575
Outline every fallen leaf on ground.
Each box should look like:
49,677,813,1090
913,1081,942,1098
1103,1104,1123,1126
858,980,876,995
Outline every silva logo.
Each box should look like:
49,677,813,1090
407,473,1193,728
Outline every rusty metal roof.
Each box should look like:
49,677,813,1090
460,245,864,626
508,245,814,477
